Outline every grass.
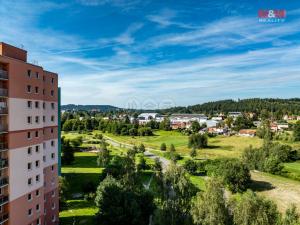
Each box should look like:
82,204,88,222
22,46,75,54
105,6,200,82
283,161,300,181
104,130,263,159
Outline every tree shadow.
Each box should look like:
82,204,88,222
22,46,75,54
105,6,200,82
249,179,275,192
60,215,95,225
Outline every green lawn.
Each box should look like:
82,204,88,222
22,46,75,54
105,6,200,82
283,161,300,181
104,130,263,159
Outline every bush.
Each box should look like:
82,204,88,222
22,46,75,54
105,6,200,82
188,133,208,149
183,160,198,175
160,143,167,151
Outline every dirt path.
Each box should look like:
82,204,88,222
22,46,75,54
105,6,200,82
251,171,300,213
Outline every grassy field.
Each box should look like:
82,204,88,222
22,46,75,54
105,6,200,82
283,161,300,181
103,130,263,159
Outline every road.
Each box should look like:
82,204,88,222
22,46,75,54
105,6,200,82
103,135,170,171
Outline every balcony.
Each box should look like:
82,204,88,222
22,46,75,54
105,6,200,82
0,143,7,152
0,89,7,98
0,70,8,80
0,196,8,206
0,126,7,134
0,108,7,115
0,213,8,224
0,178,8,187
0,160,8,169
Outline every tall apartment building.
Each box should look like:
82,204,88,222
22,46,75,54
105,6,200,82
0,42,59,225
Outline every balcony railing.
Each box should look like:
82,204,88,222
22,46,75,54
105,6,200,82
0,125,7,133
0,70,8,80
0,108,7,115
0,178,8,187
0,89,7,97
0,213,8,224
0,143,7,151
0,196,8,206
0,160,8,169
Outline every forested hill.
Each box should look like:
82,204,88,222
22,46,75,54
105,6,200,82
61,104,119,112
160,98,300,115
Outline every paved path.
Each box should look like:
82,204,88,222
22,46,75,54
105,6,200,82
103,135,170,171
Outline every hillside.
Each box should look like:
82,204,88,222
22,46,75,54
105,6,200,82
61,104,119,112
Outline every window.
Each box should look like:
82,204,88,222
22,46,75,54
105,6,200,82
37,218,41,225
35,86,39,94
35,160,40,168
43,102,45,109
27,147,32,155
51,116,55,122
27,162,32,170
36,189,40,196
36,204,40,212
27,132,31,139
51,128,54,133
43,76,45,81
27,193,32,201
43,156,46,162
51,153,55,159
35,116,39,124
43,142,46,149
35,130,39,138
51,190,55,197
27,85,31,93
51,202,55,210
51,140,55,147
36,72,39,79
35,101,39,108
28,178,32,186
51,165,54,171
35,145,39,153
27,116,32,124
43,89,45,95
27,101,32,108
51,77,54,84
51,90,54,96
43,116,45,122
51,103,55,109
36,175,40,183
27,70,31,78
28,208,32,216
52,215,56,222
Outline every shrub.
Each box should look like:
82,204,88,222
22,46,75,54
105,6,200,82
160,143,167,151
188,133,208,149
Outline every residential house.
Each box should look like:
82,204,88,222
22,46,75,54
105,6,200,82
238,129,256,137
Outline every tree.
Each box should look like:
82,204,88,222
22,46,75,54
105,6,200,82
137,156,147,171
95,176,155,225
231,190,280,225
153,157,163,174
62,139,75,165
224,117,233,128
294,121,300,141
160,143,167,151
154,164,197,225
160,118,172,131
282,204,300,225
59,176,69,209
138,143,146,153
97,144,110,168
191,179,231,225
188,134,208,149
191,121,201,133
232,116,254,132
170,144,176,152
62,119,75,131
183,160,197,175
190,147,197,158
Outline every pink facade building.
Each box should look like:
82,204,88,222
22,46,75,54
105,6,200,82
0,42,59,225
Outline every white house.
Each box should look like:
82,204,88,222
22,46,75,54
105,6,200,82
138,113,161,124
228,112,242,119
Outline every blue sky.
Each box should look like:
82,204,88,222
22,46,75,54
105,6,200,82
1,0,300,108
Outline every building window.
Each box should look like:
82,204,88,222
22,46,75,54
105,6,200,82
51,90,54,96
35,116,39,124
35,130,39,137
27,132,31,139
36,72,39,79
51,190,55,197
51,116,55,122
36,204,40,212
51,77,54,84
27,116,32,124
27,162,32,170
43,116,45,122
35,160,40,168
28,178,32,186
43,76,45,81
37,218,41,225
51,103,55,109
35,145,40,153
27,85,31,93
28,147,32,155
51,165,54,171
51,140,55,147
35,86,39,94
27,193,32,201
35,101,39,108
51,153,55,159
43,89,45,95
52,215,56,222
43,142,46,149
36,189,40,196
27,101,32,108
43,102,45,109
27,70,31,78
51,128,54,133
43,156,46,162
36,175,40,183
51,202,55,210
28,208,32,216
